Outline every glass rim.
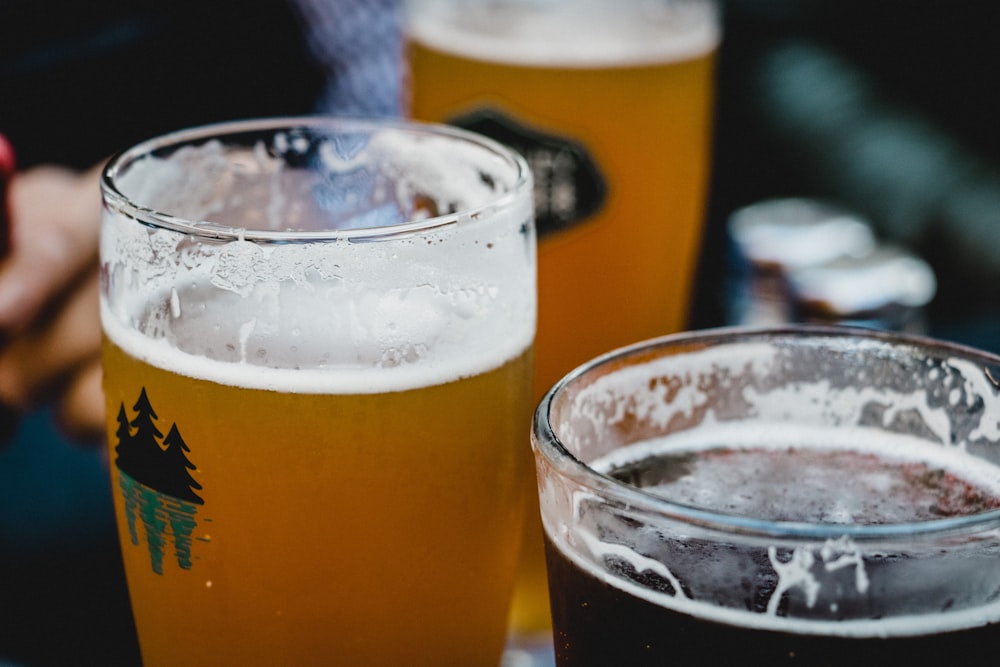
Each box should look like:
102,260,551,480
533,324,1000,541
100,115,532,244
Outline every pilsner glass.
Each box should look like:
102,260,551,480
100,118,536,666
406,0,721,637
534,326,1000,666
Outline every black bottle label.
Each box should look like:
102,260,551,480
449,108,607,238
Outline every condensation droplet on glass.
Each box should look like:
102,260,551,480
170,287,181,318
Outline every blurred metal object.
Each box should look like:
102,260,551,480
788,245,936,332
728,197,876,272
726,197,935,332
726,198,875,326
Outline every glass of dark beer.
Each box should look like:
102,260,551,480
532,326,1000,666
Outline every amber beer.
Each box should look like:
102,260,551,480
101,337,532,665
408,0,719,398
544,439,1000,666
407,0,720,634
100,118,536,666
533,328,1000,666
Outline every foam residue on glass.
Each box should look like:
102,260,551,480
100,124,535,394
558,338,995,462
538,331,1000,637
406,0,719,68
113,129,515,234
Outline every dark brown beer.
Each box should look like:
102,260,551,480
543,438,1000,666
545,534,1000,665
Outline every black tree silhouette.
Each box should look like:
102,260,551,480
114,387,205,574
161,423,204,504
119,388,167,490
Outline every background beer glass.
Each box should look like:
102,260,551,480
406,0,721,637
100,118,536,666
534,326,1000,666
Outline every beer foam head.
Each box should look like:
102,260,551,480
101,118,536,393
407,0,720,68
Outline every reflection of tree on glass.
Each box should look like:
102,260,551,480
113,388,203,575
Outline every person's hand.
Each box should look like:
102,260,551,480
0,162,105,444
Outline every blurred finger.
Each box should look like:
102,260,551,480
0,266,100,409
0,164,102,333
56,360,105,445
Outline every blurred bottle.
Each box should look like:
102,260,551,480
753,40,1000,318
727,197,935,332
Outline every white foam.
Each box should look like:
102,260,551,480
407,0,720,68
559,339,982,460
114,128,518,235
101,210,534,394
103,303,532,395
591,423,1000,502
101,123,535,394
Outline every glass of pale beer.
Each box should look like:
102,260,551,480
406,0,721,639
100,118,536,666
534,326,1000,666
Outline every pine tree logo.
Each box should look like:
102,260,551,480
113,388,204,575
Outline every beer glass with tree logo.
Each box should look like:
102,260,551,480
406,0,721,638
534,326,1000,666
100,118,536,666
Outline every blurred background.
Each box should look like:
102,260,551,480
695,0,1000,346
3,1,1000,664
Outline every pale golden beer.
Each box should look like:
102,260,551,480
100,118,536,666
406,0,720,635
